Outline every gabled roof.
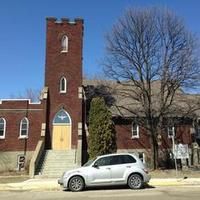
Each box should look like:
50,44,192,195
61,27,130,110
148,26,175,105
83,79,200,118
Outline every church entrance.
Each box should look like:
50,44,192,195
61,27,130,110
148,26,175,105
52,109,71,150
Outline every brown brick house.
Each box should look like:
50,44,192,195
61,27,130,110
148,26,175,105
83,80,200,168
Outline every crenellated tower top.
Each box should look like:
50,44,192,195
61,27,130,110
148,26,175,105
46,17,84,25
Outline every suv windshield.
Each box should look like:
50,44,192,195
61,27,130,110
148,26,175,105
83,158,96,167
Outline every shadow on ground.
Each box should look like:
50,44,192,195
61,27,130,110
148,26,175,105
63,183,155,192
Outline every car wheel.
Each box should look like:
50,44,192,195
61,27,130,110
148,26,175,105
128,174,143,189
69,176,84,192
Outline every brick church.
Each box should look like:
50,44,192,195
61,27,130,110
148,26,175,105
0,17,200,177
0,17,84,176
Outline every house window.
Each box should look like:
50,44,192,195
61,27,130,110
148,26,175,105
61,35,68,52
0,118,6,139
168,126,175,138
196,125,200,139
132,123,139,138
19,118,29,138
138,152,145,164
60,77,67,93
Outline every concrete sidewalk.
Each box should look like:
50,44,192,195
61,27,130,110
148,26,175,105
0,178,60,191
0,177,200,191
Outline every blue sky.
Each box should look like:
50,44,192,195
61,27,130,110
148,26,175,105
0,0,200,98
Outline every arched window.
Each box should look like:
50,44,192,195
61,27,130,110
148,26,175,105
0,118,6,139
60,77,67,93
53,109,71,124
61,35,68,52
19,117,29,138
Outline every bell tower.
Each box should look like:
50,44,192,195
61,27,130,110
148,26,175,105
44,17,83,151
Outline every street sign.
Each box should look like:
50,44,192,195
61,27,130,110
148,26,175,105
174,144,189,159
17,155,25,171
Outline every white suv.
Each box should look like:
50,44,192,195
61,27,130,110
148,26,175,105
58,153,151,192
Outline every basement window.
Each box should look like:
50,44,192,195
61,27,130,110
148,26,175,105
138,152,146,164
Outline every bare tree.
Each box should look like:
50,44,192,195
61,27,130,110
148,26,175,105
103,7,200,169
10,88,41,102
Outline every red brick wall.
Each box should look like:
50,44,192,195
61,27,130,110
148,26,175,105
114,118,192,150
44,18,83,148
161,125,192,149
0,100,45,151
115,123,151,150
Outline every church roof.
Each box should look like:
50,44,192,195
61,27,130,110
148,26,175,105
83,79,200,118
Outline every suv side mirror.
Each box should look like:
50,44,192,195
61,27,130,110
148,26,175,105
93,163,99,168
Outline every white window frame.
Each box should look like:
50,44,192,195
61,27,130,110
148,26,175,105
131,123,139,139
0,118,6,139
19,117,29,139
59,77,67,93
61,35,68,53
138,152,146,164
168,126,175,138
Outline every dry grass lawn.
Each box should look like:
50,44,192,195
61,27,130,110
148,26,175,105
150,169,200,178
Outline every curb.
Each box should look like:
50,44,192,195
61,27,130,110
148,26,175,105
0,179,61,191
0,178,200,191
149,178,200,187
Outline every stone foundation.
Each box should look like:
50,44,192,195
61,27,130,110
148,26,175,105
0,151,33,172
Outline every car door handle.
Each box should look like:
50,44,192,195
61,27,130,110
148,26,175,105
126,166,131,168
106,167,111,170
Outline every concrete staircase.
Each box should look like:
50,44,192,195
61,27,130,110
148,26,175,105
36,150,78,177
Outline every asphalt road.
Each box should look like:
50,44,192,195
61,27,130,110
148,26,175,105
0,186,200,200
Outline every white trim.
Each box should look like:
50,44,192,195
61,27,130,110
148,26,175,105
0,118,6,139
131,123,139,139
59,91,67,94
68,21,76,24
61,50,68,53
52,123,70,126
18,136,28,139
19,117,29,139
0,99,41,105
0,109,43,111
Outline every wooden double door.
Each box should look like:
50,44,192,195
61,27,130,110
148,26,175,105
52,125,71,150
52,109,72,150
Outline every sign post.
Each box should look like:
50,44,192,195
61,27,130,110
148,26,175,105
168,126,178,177
171,135,178,177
